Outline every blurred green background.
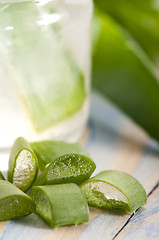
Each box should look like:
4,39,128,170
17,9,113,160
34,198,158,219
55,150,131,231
92,0,159,141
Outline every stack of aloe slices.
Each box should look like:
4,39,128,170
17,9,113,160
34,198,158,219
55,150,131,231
0,137,147,227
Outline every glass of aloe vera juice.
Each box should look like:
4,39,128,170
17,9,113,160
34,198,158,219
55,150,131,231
0,0,93,147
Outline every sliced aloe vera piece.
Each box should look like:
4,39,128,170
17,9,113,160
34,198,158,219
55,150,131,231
30,183,89,227
0,180,35,221
8,137,38,192
0,1,86,132
81,170,147,213
31,140,90,171
33,153,96,186
0,171,5,180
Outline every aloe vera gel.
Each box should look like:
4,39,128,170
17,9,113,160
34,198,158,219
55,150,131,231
0,0,93,147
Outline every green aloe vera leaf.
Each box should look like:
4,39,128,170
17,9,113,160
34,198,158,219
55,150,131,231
0,180,35,221
30,183,89,228
33,153,96,186
31,140,90,171
0,1,85,132
92,9,159,141
0,171,5,180
81,170,147,213
94,0,159,61
8,137,38,192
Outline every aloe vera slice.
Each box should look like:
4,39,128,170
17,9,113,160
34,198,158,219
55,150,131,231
0,180,35,221
81,170,147,213
33,153,96,186
0,171,5,180
30,183,89,227
0,1,86,132
8,137,38,192
31,140,90,171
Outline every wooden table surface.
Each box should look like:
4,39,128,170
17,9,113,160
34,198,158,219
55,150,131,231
0,92,159,240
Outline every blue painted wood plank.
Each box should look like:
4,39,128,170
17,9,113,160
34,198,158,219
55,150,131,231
0,214,51,240
116,186,159,240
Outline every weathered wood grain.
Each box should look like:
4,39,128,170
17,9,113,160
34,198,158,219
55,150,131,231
116,186,159,240
0,222,9,237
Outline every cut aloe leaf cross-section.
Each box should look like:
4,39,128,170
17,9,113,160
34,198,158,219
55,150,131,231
80,170,147,213
33,153,96,186
30,183,89,228
31,140,90,171
0,180,35,221
8,137,38,192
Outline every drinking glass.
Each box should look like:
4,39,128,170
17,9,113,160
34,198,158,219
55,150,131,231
0,0,93,148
